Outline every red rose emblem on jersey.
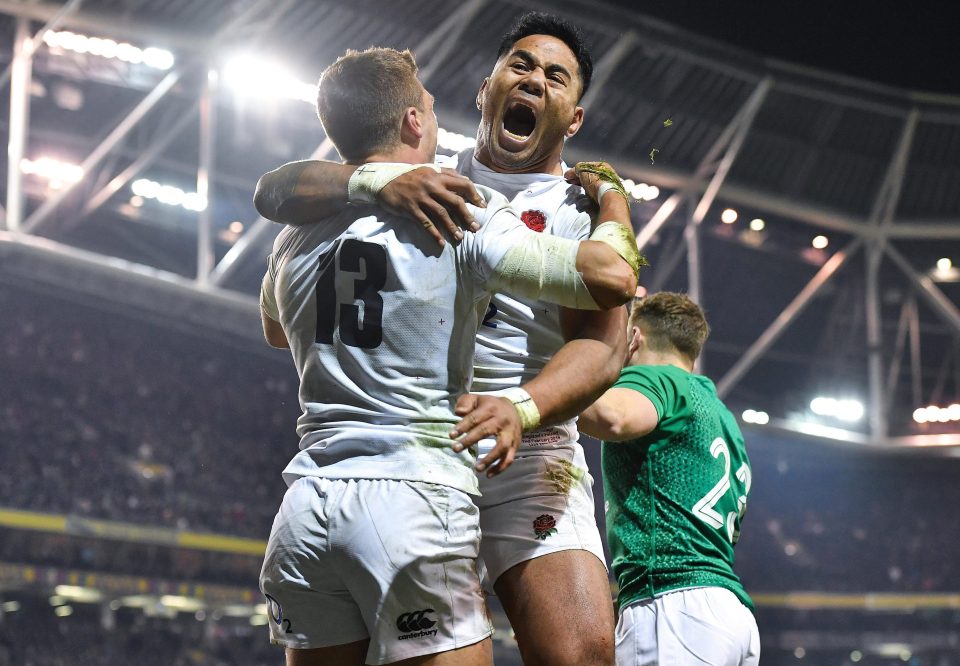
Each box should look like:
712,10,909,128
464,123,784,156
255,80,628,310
533,514,558,540
521,209,546,232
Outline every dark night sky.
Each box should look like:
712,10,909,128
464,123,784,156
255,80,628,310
607,1,959,95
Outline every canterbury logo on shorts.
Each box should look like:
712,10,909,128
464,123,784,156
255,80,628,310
396,608,439,639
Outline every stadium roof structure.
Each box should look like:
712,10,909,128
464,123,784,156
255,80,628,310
0,0,958,449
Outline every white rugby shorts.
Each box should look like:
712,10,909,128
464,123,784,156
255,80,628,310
259,476,492,665
476,453,606,590
615,587,760,666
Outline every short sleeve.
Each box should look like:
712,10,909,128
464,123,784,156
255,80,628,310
613,365,692,445
259,253,280,321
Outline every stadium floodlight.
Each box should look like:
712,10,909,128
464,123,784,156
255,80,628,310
620,179,661,202
160,595,204,612
919,404,960,423
741,409,769,425
749,218,765,231
223,54,316,104
42,30,174,70
812,235,829,249
20,157,84,189
720,208,738,224
810,396,864,422
54,585,103,603
217,57,483,162
131,178,207,212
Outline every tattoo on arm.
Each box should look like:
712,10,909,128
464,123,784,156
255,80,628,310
254,161,310,221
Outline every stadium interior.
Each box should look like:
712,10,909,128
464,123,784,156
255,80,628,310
0,1,959,664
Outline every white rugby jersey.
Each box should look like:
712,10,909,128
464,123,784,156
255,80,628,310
262,185,567,495
445,148,596,465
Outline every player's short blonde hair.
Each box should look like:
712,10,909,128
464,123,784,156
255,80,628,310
629,292,710,364
316,47,423,161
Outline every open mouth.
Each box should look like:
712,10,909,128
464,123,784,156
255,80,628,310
502,102,537,141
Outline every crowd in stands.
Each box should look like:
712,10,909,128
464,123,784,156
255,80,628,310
0,530,260,587
0,595,278,666
735,433,960,593
0,289,299,540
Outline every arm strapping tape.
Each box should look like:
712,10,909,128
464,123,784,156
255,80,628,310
589,221,647,280
597,181,630,205
490,232,601,310
347,162,441,204
499,387,541,432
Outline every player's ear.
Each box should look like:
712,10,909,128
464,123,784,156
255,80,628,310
565,105,584,139
476,78,489,111
628,326,642,357
400,106,424,144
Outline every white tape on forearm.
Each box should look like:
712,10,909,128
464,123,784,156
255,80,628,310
347,162,441,204
589,221,644,279
492,233,601,310
500,387,541,431
597,181,629,204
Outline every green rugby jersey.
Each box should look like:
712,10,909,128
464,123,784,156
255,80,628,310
601,364,753,612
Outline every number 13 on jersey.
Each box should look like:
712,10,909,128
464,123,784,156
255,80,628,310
692,437,751,544
315,239,387,349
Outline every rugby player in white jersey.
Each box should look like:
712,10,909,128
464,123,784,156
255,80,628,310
255,14,631,665
257,47,640,666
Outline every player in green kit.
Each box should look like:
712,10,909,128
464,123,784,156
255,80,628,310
578,292,759,666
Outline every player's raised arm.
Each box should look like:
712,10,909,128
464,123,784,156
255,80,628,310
253,160,485,245
566,161,645,296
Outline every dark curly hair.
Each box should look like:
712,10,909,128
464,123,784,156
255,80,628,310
497,12,594,100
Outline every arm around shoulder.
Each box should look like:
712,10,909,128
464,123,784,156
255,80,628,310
253,160,356,225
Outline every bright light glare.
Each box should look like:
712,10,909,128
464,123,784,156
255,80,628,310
142,47,175,70
54,585,103,603
721,208,738,224
915,405,960,424
850,651,863,663
437,127,476,152
741,409,769,425
749,218,765,231
132,178,207,212
937,257,953,272
20,157,83,183
54,605,73,617
812,235,829,249
810,396,864,422
1,601,20,613
621,179,661,202
43,31,173,70
223,55,316,104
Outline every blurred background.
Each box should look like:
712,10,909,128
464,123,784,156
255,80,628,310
0,1,958,664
